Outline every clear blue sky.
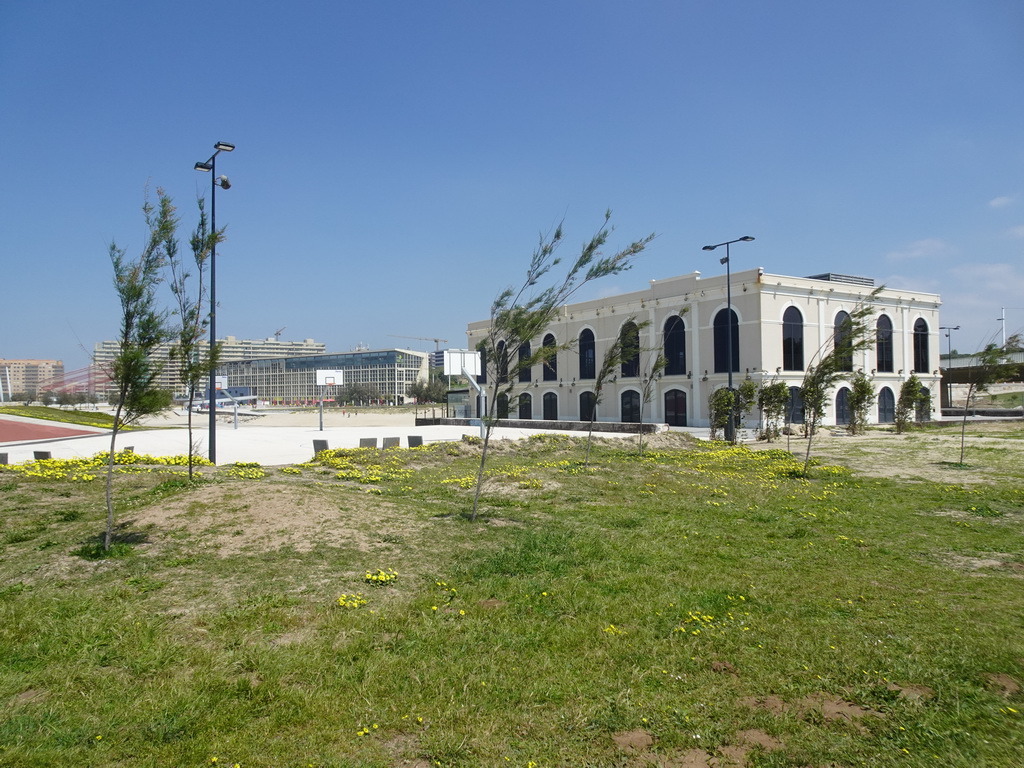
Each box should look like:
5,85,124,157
2,0,1022,372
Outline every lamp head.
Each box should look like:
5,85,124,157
216,175,231,190
720,256,729,265
739,236,755,242
214,142,235,152
702,245,717,251
194,161,213,172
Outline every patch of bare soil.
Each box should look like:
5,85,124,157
941,552,1022,576
984,673,1021,697
630,728,782,768
741,692,884,730
128,482,429,557
887,683,935,702
614,728,654,752
753,423,1023,484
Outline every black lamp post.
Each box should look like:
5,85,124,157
194,141,234,464
702,236,755,442
940,325,959,408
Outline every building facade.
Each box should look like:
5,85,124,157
220,348,429,405
90,336,325,398
0,359,65,400
466,269,942,428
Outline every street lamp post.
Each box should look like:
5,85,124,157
940,325,959,408
194,141,234,464
702,236,755,442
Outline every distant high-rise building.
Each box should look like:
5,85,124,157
0,359,64,400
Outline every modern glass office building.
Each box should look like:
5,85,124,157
220,348,429,405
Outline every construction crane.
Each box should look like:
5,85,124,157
273,326,287,341
388,334,448,351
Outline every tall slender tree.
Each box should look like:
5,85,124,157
956,333,1021,463
798,288,882,474
168,198,223,479
471,212,655,520
103,191,176,550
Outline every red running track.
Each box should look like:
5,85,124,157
0,418,102,443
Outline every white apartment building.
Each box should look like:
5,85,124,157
466,268,942,428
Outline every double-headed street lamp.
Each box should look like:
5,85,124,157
194,141,235,464
702,236,755,442
939,325,960,407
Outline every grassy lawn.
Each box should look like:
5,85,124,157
0,405,119,430
1,433,1022,767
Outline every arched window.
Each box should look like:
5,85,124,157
876,315,894,373
579,329,596,380
621,390,641,423
620,321,640,377
543,391,558,420
497,393,509,419
518,392,532,420
518,341,531,382
835,387,851,425
496,341,509,383
663,316,686,375
713,308,739,373
782,307,804,371
913,319,929,373
834,311,853,372
917,387,931,421
787,386,804,425
543,334,557,381
664,389,687,427
878,387,895,423
476,342,487,384
579,391,596,422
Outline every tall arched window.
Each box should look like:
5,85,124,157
542,334,557,381
663,316,686,375
876,315,894,373
878,387,895,423
518,341,531,382
787,386,804,425
497,393,509,419
834,311,853,372
620,321,640,377
913,319,929,373
713,308,739,373
476,342,487,384
543,391,558,420
782,307,804,371
835,387,851,425
518,392,532,420
579,391,596,422
664,389,687,427
620,390,640,422
496,341,508,383
579,329,596,380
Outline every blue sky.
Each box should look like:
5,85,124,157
2,0,1022,373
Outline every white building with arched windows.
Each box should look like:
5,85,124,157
466,268,942,428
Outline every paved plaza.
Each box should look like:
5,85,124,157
0,409,702,466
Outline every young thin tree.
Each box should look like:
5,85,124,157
798,288,882,474
617,318,665,456
103,191,176,550
956,334,1021,463
846,369,876,435
471,212,655,520
757,379,790,442
168,198,223,479
583,329,626,465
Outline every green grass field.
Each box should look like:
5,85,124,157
1,431,1022,767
